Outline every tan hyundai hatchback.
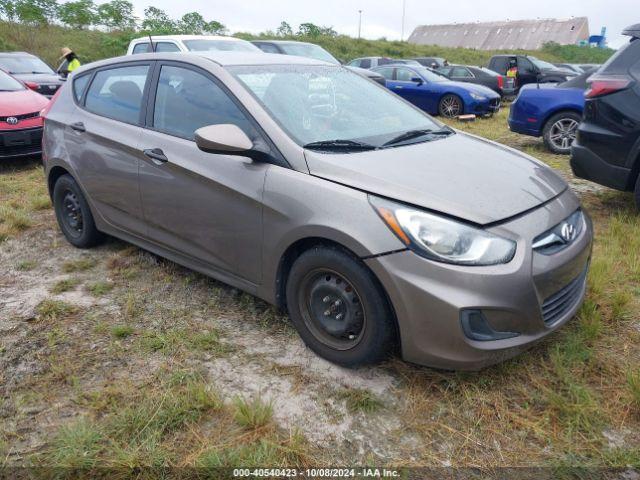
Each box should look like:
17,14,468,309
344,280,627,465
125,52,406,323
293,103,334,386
42,52,592,370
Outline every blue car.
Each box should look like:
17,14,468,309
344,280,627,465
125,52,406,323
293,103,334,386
371,65,501,118
508,71,590,154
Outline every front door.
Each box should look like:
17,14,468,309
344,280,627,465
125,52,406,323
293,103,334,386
138,63,268,284
388,67,428,110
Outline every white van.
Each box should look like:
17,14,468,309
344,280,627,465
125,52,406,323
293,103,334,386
126,35,262,55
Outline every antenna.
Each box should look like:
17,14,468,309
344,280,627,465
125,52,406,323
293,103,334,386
148,34,156,53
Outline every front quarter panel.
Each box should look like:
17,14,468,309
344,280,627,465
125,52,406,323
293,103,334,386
258,165,407,303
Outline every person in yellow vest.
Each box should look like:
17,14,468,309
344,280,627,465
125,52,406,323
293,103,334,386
58,47,81,78
506,59,518,88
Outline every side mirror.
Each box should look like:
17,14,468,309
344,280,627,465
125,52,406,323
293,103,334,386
411,77,424,85
195,124,254,156
25,81,39,91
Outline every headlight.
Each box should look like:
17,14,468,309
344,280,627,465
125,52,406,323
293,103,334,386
370,197,516,266
470,92,486,101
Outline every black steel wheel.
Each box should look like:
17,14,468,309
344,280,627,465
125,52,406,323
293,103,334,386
53,174,104,248
286,246,396,367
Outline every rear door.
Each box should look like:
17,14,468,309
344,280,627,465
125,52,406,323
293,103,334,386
65,61,152,237
137,62,269,283
449,66,475,84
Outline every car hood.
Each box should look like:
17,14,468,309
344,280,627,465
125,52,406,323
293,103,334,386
304,132,567,225
10,73,63,84
0,89,49,116
447,81,500,98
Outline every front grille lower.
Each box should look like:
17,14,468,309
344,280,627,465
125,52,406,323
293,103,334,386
0,127,43,158
541,268,587,325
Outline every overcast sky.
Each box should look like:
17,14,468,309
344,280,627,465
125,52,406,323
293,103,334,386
127,0,634,48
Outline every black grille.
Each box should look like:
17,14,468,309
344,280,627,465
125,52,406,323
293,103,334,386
541,268,587,325
0,127,43,158
0,111,40,122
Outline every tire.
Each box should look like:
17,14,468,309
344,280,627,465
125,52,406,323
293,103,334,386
53,174,104,248
285,246,396,367
542,111,581,155
634,172,640,210
438,94,463,118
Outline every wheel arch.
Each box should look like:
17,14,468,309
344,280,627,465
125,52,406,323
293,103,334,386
47,165,72,200
540,107,583,134
274,235,401,351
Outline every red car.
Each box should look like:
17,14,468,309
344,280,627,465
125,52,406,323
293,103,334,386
0,69,49,160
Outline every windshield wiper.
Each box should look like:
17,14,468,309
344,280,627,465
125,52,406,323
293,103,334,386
303,139,377,151
382,127,454,147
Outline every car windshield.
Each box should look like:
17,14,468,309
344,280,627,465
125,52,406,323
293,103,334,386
279,43,340,65
0,70,25,91
231,64,443,148
183,39,259,52
528,56,559,71
0,56,53,74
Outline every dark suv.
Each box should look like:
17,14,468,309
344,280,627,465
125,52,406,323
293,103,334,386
487,55,576,90
571,24,640,205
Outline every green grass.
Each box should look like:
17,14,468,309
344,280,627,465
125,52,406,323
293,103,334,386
233,396,274,430
627,369,640,410
338,388,384,414
110,325,135,339
50,278,79,294
62,258,96,273
141,328,232,356
36,299,77,321
16,259,37,271
48,418,103,470
87,281,114,296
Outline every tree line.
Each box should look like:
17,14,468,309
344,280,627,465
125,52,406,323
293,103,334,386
0,0,338,38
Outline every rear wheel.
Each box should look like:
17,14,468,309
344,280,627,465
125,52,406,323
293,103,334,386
285,246,396,367
543,111,581,155
438,94,463,118
53,174,104,248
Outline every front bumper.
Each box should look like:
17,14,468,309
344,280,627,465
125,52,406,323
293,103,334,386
365,189,593,370
470,97,501,115
0,127,43,159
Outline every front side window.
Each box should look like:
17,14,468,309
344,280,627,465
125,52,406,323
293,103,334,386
396,68,417,82
0,55,53,75
231,64,442,148
359,58,372,69
152,65,254,140
85,65,149,123
183,39,259,52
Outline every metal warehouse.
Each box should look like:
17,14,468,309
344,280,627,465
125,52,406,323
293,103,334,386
408,17,590,50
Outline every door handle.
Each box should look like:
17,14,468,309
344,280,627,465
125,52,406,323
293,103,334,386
70,122,85,132
143,148,168,165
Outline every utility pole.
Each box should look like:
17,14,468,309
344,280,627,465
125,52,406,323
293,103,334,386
401,0,406,41
358,10,362,40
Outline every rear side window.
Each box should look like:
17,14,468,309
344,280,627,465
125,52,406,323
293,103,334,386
73,74,91,102
255,43,281,54
85,65,149,124
359,58,372,69
152,65,255,140
132,43,150,54
155,42,180,53
452,67,473,78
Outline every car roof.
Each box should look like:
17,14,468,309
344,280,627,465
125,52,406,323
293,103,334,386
77,51,332,71
130,35,248,43
252,40,315,46
0,52,36,57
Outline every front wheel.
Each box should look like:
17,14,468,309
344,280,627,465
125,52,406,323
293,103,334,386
53,174,104,248
543,111,581,155
438,94,463,118
285,246,396,367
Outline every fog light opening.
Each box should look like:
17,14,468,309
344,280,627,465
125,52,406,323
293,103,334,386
460,309,519,342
